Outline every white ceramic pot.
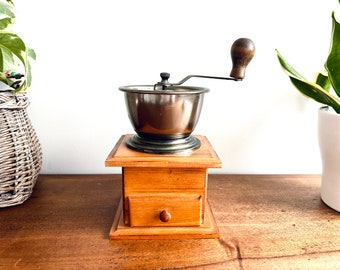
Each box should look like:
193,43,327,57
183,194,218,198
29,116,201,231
318,106,340,212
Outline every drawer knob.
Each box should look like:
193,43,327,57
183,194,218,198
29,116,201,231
159,210,171,222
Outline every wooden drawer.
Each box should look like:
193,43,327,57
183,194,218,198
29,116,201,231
128,194,202,227
123,167,207,193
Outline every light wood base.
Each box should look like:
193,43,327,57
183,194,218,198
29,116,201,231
109,197,219,240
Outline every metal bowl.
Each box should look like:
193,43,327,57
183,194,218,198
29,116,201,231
119,85,209,153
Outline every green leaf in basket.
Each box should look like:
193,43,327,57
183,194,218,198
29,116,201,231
0,31,28,91
0,31,27,69
0,1,14,31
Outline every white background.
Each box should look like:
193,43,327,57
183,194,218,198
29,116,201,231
12,0,339,174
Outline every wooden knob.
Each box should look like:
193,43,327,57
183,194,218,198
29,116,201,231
230,38,255,80
159,210,171,222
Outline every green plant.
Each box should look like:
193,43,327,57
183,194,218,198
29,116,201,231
0,0,35,93
276,2,340,113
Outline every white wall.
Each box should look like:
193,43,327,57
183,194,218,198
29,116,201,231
12,0,338,174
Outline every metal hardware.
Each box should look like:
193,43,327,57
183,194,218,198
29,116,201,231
154,38,255,91
120,38,255,154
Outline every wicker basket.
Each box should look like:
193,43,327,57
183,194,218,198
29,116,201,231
0,92,42,207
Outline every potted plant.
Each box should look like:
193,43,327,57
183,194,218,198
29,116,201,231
0,0,42,207
276,1,340,212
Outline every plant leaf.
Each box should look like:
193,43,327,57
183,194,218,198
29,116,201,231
0,1,35,93
0,31,27,71
0,1,14,30
23,47,35,89
27,47,36,60
275,49,306,80
0,31,31,92
315,71,331,92
276,49,340,113
325,12,340,98
289,76,340,113
6,1,14,6
0,44,14,70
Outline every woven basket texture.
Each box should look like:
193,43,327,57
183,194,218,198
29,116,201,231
0,92,42,207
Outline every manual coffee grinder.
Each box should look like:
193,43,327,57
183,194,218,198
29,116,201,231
105,38,255,239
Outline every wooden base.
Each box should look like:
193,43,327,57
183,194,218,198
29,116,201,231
107,135,222,240
110,198,219,240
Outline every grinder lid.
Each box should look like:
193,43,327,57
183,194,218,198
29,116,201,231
119,85,209,94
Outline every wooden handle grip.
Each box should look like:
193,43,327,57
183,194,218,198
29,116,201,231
230,38,255,80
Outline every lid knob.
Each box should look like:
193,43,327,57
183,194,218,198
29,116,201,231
160,72,170,82
156,72,171,90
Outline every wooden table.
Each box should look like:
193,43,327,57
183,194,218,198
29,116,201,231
0,174,339,269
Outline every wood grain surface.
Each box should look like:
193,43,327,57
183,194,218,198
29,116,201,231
0,174,339,269
105,135,222,168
